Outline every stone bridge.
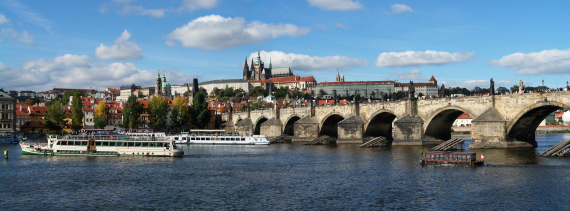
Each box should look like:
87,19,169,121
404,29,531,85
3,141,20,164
221,91,570,148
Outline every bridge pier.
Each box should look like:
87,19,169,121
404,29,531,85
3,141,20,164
337,116,365,143
234,118,254,135
392,114,432,145
469,108,533,148
292,116,319,142
260,118,282,139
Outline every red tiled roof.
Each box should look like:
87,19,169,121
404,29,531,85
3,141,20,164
318,81,396,85
429,76,436,81
250,76,317,84
395,83,437,87
16,104,30,116
457,113,471,119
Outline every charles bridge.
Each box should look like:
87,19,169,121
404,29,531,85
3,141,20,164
221,91,570,148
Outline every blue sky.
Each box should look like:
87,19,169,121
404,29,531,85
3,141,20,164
2,0,570,91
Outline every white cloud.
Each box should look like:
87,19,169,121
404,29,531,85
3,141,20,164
0,28,35,46
94,30,142,60
120,4,166,18
0,13,10,25
489,48,570,75
308,0,364,11
390,69,425,80
375,50,474,67
334,23,350,29
165,40,176,47
1,0,53,33
442,79,512,89
391,4,413,14
22,54,90,72
248,50,369,71
178,0,218,12
166,15,310,50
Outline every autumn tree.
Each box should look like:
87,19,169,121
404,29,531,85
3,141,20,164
123,94,143,129
148,95,169,130
94,101,108,129
170,96,190,131
45,103,68,133
191,90,211,129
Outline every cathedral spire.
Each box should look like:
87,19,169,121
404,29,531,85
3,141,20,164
269,57,272,69
341,71,344,82
335,70,340,82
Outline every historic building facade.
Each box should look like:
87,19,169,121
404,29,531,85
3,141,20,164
0,91,16,135
155,71,172,97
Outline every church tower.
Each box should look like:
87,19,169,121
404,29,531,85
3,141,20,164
250,58,255,80
341,71,345,82
335,70,340,82
155,70,162,96
243,57,249,80
162,72,171,98
253,50,264,80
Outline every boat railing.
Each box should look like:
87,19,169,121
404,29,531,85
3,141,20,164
52,134,168,142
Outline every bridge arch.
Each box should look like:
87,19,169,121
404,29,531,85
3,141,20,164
506,101,570,146
424,106,475,141
364,110,399,139
283,115,301,136
253,116,268,135
319,113,347,138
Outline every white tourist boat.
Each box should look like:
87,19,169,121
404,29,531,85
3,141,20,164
20,134,183,157
170,130,270,145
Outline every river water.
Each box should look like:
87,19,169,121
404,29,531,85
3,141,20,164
2,134,570,210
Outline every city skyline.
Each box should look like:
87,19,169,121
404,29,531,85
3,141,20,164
2,0,570,91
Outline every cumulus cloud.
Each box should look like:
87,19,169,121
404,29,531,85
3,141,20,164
489,48,570,75
0,13,10,25
165,40,176,47
442,79,512,90
375,50,474,67
166,15,310,50
308,0,364,11
390,69,425,80
0,28,35,46
248,50,369,71
334,23,350,29
178,0,218,12
391,4,413,14
94,29,142,60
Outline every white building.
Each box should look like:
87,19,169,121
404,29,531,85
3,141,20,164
452,113,472,127
394,76,439,98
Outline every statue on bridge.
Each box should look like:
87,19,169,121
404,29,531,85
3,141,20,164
519,80,524,93
439,84,445,98
408,81,415,99
490,78,495,95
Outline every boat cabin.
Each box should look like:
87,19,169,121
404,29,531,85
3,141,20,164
421,151,480,165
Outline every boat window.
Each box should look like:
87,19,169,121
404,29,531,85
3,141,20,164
165,143,170,148
102,142,109,146
109,142,116,146
150,142,156,147
241,138,245,141
128,142,134,147
462,156,465,161
61,141,67,145
96,141,101,146
116,142,122,147
467,156,471,161
190,137,195,140
206,137,211,140
157,142,164,147
135,142,141,147
183,138,186,141
174,137,179,140
57,141,61,145
453,155,457,161
142,142,148,147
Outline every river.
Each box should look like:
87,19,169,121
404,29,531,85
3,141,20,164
2,134,570,210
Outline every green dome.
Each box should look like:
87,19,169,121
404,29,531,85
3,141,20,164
162,82,171,87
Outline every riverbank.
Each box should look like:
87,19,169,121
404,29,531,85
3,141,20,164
451,126,570,134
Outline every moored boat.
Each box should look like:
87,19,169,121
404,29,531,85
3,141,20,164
420,151,484,166
170,130,269,145
20,134,183,157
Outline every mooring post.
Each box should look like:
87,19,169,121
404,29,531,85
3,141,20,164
4,150,8,159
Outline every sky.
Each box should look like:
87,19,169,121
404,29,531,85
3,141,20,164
2,0,570,92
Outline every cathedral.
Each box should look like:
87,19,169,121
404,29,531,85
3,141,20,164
243,50,294,81
155,70,171,97
335,70,345,82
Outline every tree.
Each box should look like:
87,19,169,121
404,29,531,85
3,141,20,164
191,91,211,129
249,86,265,97
211,87,220,97
24,99,34,106
170,96,190,131
69,93,84,132
45,103,68,133
123,94,143,129
370,91,376,99
274,87,289,98
318,89,328,97
57,90,87,105
148,95,169,130
510,85,519,93
94,101,108,129
418,93,424,98
241,104,247,111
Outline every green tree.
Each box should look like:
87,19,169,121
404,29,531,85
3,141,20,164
70,94,84,132
274,87,289,97
510,85,519,93
249,86,265,97
45,103,68,133
370,91,376,99
148,95,169,130
123,94,143,129
57,90,87,105
191,91,211,129
94,101,108,129
240,104,247,111
170,96,190,131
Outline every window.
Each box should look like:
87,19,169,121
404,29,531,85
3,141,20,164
150,142,156,147
142,142,148,147
109,142,116,146
102,142,109,146
82,141,88,146
467,156,471,161
128,142,134,147
157,142,164,147
96,142,101,146
135,142,141,147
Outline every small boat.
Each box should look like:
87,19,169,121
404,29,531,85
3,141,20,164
170,130,270,145
20,134,184,157
420,151,484,166
0,133,24,144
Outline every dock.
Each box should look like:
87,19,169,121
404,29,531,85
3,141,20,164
430,138,465,151
359,136,388,148
540,140,570,157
